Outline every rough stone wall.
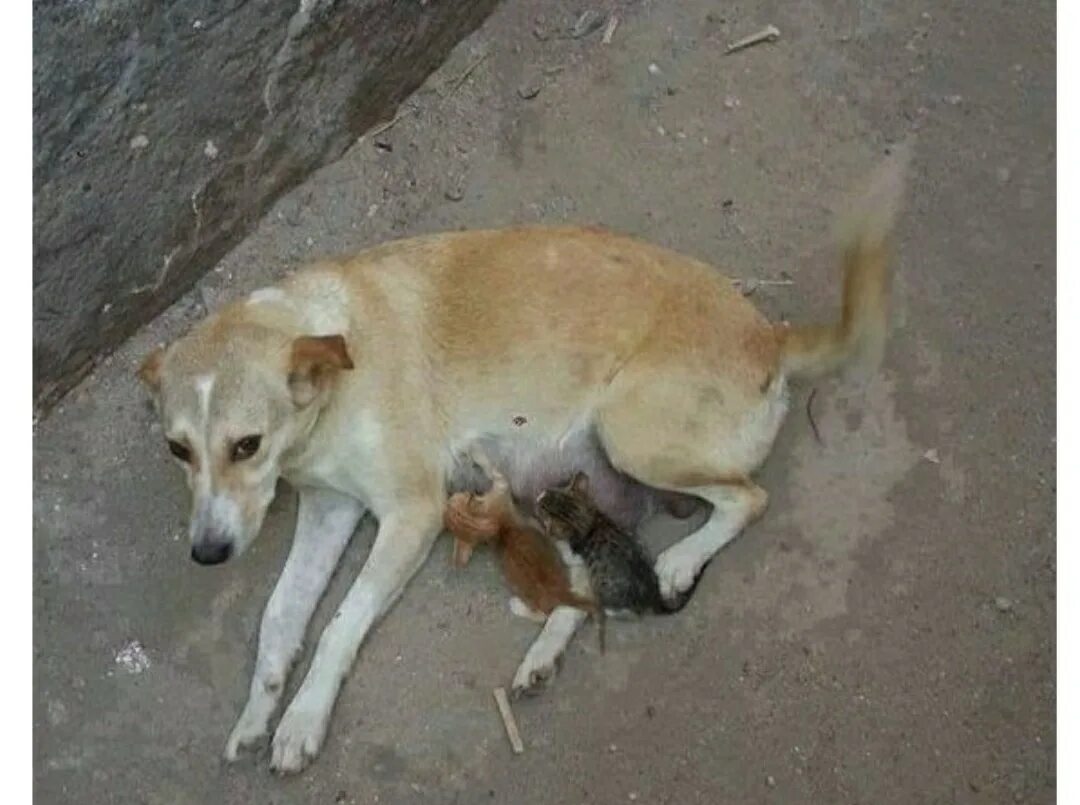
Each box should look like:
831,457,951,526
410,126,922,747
33,0,499,409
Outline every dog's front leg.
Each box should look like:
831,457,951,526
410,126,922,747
270,499,442,774
512,545,591,695
224,488,364,761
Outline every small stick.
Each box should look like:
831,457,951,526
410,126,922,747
726,24,781,55
732,277,794,297
366,106,415,139
442,51,491,98
806,388,824,445
493,687,524,754
732,278,794,287
601,14,619,45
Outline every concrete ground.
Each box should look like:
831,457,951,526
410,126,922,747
33,0,1055,802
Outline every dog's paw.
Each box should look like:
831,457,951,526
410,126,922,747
224,714,268,763
224,692,276,762
511,652,560,697
270,696,331,775
655,545,703,601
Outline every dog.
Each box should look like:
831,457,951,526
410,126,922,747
138,148,907,773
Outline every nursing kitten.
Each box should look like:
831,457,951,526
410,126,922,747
536,472,699,615
444,453,603,638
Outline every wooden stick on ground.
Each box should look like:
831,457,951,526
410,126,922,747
442,51,491,99
601,14,619,45
726,24,781,55
493,687,524,754
365,106,415,140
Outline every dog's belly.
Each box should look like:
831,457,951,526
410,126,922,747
446,426,695,531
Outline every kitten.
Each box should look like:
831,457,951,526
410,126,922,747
536,472,699,616
443,452,604,639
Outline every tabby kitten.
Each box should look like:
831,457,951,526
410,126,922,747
536,472,698,615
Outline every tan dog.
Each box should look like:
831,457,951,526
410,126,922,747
139,149,907,773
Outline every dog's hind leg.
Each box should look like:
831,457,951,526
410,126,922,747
270,497,443,774
651,478,768,599
225,488,364,762
596,366,784,601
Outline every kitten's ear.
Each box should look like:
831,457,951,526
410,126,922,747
570,471,590,496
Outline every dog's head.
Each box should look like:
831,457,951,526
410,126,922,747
139,319,353,565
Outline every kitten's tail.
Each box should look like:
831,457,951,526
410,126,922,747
561,592,607,655
777,144,910,381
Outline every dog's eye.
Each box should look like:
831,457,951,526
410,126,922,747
167,439,192,463
231,435,262,462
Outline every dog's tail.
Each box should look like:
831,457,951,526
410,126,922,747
778,144,911,381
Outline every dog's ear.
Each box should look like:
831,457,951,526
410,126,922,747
288,334,354,407
137,346,166,393
570,471,590,496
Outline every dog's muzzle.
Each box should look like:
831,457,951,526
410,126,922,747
190,539,233,566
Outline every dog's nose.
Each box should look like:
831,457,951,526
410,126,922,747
190,540,233,566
